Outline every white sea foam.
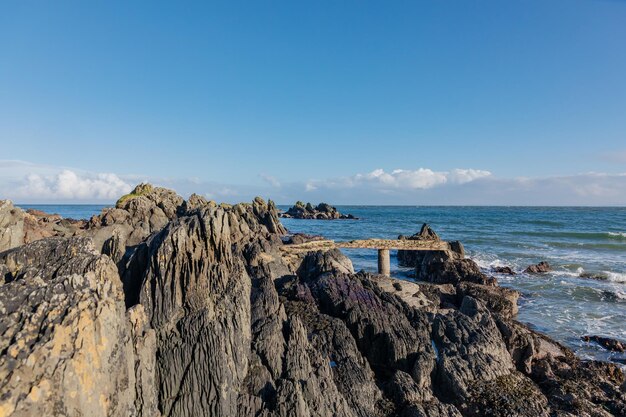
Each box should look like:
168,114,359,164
470,254,512,271
608,232,626,238
604,271,626,283
559,267,585,278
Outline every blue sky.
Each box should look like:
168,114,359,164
1,0,625,204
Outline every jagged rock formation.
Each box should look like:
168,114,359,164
279,201,357,220
1,185,625,417
398,224,492,286
85,183,186,255
0,237,157,417
0,200,25,252
582,335,626,353
0,201,85,252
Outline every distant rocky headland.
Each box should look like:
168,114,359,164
0,183,624,417
279,201,357,219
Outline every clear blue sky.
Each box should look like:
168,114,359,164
1,1,626,204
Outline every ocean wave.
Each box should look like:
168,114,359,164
510,231,626,242
520,219,565,227
558,267,585,277
602,290,626,302
548,241,626,251
605,271,626,283
470,254,513,271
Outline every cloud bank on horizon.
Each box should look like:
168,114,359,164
2,160,625,206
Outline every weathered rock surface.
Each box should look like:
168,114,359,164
0,200,25,252
398,224,464,268
456,282,519,319
582,335,626,353
0,200,88,254
524,261,552,274
280,201,357,220
1,186,625,417
492,266,515,275
0,237,157,417
85,183,185,254
397,224,491,287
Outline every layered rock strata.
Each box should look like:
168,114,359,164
1,186,624,417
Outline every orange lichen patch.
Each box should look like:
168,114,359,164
0,401,16,417
26,380,50,403
50,324,73,357
99,394,110,414
73,309,101,393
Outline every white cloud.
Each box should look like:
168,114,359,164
355,168,448,189
307,168,492,191
259,173,281,188
2,160,626,205
296,169,626,205
17,170,132,200
447,168,493,184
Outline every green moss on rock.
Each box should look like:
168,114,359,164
115,183,154,208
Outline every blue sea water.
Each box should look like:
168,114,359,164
18,204,626,364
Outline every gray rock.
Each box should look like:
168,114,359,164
493,266,515,275
2,189,626,417
582,335,626,352
524,261,552,274
398,224,465,268
432,296,514,402
0,200,25,252
456,282,519,318
0,237,157,417
280,201,357,220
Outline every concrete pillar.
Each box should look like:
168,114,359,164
378,249,390,277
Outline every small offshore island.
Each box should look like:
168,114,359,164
0,184,625,417
280,201,358,220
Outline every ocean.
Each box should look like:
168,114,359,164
18,204,626,365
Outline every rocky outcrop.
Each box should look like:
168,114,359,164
0,200,25,252
282,233,325,245
1,185,625,417
84,183,185,253
524,261,552,274
398,224,482,286
280,201,357,220
456,282,519,319
0,201,86,253
0,237,157,417
582,335,626,353
492,266,515,275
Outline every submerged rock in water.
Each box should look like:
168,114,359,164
280,201,357,220
1,184,625,417
524,261,552,274
582,335,626,352
580,271,608,280
493,266,516,275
